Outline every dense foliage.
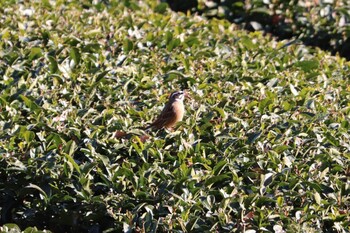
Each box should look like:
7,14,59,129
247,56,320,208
0,0,349,232
165,0,350,60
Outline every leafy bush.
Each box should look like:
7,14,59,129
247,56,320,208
166,0,350,60
0,0,349,232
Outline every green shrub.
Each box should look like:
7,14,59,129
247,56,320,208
0,0,349,232
167,0,350,59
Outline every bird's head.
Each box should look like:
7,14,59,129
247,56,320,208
169,90,185,102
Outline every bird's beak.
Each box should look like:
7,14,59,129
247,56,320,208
183,90,192,99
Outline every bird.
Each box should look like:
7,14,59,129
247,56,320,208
145,90,186,130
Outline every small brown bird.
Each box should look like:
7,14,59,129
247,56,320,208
146,90,186,130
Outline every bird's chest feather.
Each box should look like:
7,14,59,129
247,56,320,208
172,101,184,121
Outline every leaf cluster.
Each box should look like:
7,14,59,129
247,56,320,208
168,0,350,60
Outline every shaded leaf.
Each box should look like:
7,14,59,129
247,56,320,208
48,56,58,73
295,60,319,72
70,47,81,65
205,174,230,186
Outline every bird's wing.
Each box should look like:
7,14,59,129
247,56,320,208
149,103,175,129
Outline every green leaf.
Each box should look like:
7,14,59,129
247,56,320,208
212,160,227,175
20,95,39,111
65,37,80,46
115,167,134,178
274,145,289,153
341,120,349,129
29,47,42,61
23,130,35,143
23,226,43,233
277,196,283,207
240,36,258,49
250,7,271,15
314,192,321,205
63,140,77,157
82,43,101,53
185,36,199,47
295,60,319,72
165,31,173,45
2,224,21,231
213,107,227,119
26,183,48,200
70,47,81,65
63,151,81,174
47,133,63,150
154,2,168,14
167,38,181,51
165,70,186,82
123,38,134,53
324,132,339,146
48,56,58,73
258,98,272,113
247,131,261,144
96,70,109,83
282,101,294,111
205,174,230,186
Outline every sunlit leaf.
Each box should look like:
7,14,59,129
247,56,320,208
258,98,272,113
20,95,40,111
26,183,48,200
314,192,321,205
212,160,227,175
289,84,299,96
22,130,35,143
240,36,258,49
29,47,42,61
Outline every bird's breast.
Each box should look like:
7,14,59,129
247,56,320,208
172,101,185,121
